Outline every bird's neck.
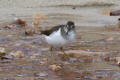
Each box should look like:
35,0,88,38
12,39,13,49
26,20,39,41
61,27,69,39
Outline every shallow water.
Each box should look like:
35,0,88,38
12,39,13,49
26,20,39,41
0,0,120,80
0,24,120,80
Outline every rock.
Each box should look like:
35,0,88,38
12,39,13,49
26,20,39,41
40,58,48,65
38,72,48,77
0,47,6,53
0,47,14,62
118,18,120,21
69,58,77,63
32,13,46,33
104,56,110,61
72,7,76,10
13,18,26,26
34,72,48,78
3,25,12,29
106,37,114,41
49,64,62,71
83,57,93,63
24,31,34,36
0,47,7,57
103,10,110,16
32,13,46,22
58,50,108,58
115,57,120,66
110,10,120,16
10,51,24,58
30,54,39,59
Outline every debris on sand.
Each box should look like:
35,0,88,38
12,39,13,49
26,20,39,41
117,18,120,28
0,47,8,58
23,29,34,36
58,50,108,58
49,64,62,71
115,57,120,66
13,18,28,34
13,17,26,27
0,47,7,59
110,10,120,16
103,10,111,16
0,47,6,54
0,47,14,62
106,37,114,41
3,24,14,29
32,13,46,33
10,51,25,58
30,53,39,59
34,71,48,79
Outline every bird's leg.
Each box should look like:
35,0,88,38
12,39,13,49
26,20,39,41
49,46,56,60
49,46,53,57
49,46,57,63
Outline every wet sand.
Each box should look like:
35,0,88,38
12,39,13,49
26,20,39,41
0,0,120,80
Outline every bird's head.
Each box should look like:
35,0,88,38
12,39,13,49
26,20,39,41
65,21,75,34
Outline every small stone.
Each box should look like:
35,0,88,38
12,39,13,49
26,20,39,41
104,56,110,61
10,51,24,58
83,57,93,63
38,72,48,77
106,37,114,41
30,54,39,59
69,58,77,63
13,18,26,26
103,10,110,16
35,72,48,78
49,64,62,71
58,50,108,58
110,10,120,16
0,47,7,58
40,61,45,65
42,58,48,61
0,47,6,53
115,57,120,66
40,58,48,65
3,25,11,29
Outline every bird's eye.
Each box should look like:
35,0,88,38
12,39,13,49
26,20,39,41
71,25,74,28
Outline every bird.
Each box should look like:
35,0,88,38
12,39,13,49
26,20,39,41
40,21,77,56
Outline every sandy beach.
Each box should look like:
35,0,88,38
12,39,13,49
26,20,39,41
0,0,119,27
0,0,120,80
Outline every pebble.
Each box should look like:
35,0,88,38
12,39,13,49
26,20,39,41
115,57,120,66
35,72,48,78
106,37,114,41
58,50,108,58
49,64,62,71
30,54,39,59
10,51,24,58
0,47,6,53
38,72,48,77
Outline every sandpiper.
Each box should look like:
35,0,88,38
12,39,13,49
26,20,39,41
41,21,77,55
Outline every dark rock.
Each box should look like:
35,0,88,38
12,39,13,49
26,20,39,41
110,10,120,16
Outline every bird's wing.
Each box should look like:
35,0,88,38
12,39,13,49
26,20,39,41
40,25,64,36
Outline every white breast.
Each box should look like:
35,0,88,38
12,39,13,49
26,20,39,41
45,28,67,47
68,30,77,42
45,28,76,47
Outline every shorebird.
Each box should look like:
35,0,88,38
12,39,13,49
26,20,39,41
40,21,77,56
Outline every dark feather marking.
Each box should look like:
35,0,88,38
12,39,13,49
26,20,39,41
40,25,65,36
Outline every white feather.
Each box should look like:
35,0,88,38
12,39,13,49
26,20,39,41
45,28,76,47
68,30,76,42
